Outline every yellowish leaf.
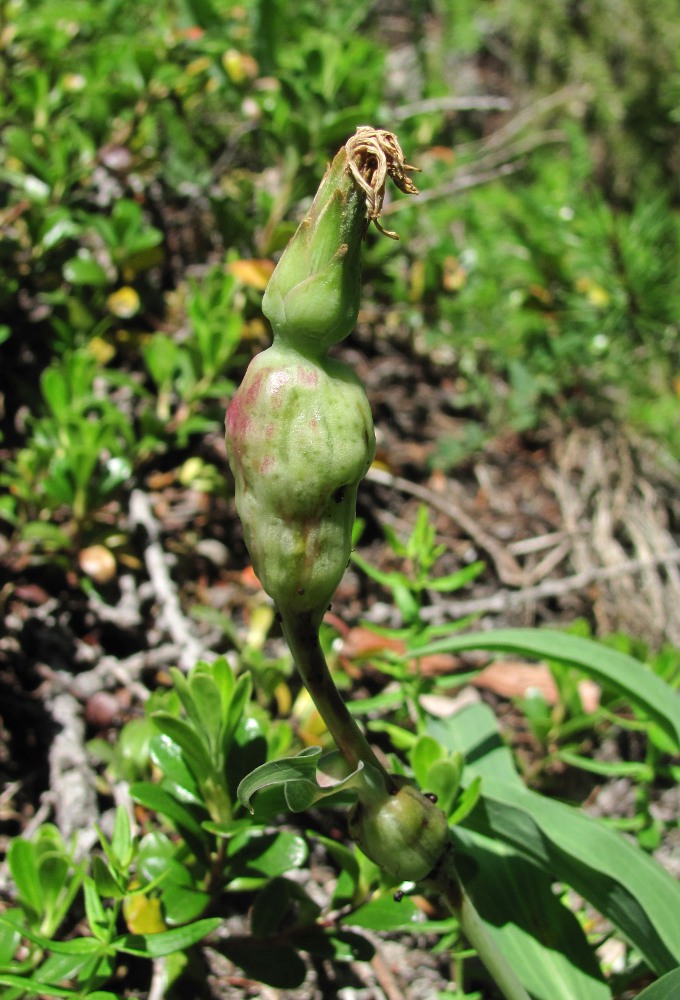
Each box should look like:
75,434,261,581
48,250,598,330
87,335,116,364
123,893,166,935
227,258,275,291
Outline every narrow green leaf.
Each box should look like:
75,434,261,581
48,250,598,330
115,916,220,957
427,561,485,592
557,749,654,782
454,828,609,1000
41,368,70,421
416,628,680,746
222,673,253,754
350,552,403,591
91,855,126,898
636,967,680,999
346,688,404,715
83,877,108,940
37,853,70,914
111,804,133,868
0,919,100,955
187,672,223,752
447,774,482,825
166,668,200,728
0,909,22,965
207,656,236,708
428,703,680,974
367,719,417,750
33,948,104,991
0,976,79,998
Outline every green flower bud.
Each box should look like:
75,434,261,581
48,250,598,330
262,127,419,358
348,776,450,883
225,128,418,623
261,149,365,357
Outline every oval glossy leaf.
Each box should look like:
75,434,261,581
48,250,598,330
219,941,307,989
63,255,110,286
6,839,41,915
226,829,308,878
251,877,320,938
345,893,421,931
161,881,211,926
149,734,203,805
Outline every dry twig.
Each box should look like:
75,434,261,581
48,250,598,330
129,489,208,669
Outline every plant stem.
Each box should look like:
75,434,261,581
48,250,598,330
279,609,392,786
429,843,532,1000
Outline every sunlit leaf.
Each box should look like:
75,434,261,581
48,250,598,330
429,702,680,974
416,628,680,747
116,917,220,957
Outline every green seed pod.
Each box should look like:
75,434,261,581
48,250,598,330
225,128,418,624
225,343,374,621
348,776,450,883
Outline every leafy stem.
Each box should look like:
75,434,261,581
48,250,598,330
278,607,392,787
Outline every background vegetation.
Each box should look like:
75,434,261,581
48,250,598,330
2,0,680,553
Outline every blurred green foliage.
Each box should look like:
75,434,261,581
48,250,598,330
1,0,679,544
491,0,680,197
